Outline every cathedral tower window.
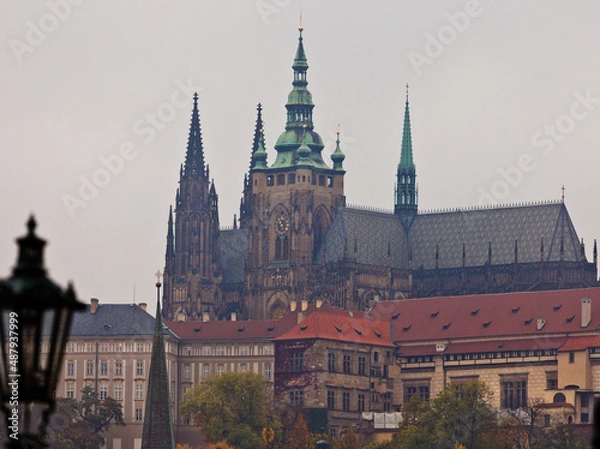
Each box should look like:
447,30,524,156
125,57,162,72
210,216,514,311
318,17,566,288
288,173,296,184
277,174,285,185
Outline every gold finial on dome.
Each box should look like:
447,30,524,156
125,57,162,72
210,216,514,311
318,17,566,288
299,11,304,32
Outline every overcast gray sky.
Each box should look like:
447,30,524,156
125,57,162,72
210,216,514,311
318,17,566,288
2,1,599,317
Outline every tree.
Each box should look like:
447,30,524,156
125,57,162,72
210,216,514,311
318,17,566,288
47,385,124,449
394,382,498,449
180,371,281,448
288,414,310,449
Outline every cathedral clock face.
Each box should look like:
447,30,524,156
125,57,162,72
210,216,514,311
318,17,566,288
275,216,289,235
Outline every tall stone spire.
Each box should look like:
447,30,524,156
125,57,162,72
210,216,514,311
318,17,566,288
184,92,205,177
395,84,418,228
249,103,265,172
165,206,174,273
142,277,175,449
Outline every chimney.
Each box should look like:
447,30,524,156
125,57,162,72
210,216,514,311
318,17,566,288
582,297,592,328
202,312,210,323
176,311,186,322
316,299,323,309
90,298,99,314
290,300,297,312
301,300,308,312
231,312,237,322
537,317,546,330
139,302,147,312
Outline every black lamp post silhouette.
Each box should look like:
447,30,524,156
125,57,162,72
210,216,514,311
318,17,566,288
0,217,84,448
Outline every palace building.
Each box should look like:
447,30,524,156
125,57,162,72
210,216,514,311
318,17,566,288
161,25,598,322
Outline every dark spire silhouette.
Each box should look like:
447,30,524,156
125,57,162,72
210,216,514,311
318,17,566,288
142,278,175,449
184,92,205,177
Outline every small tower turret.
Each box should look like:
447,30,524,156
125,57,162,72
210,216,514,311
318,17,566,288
395,84,418,228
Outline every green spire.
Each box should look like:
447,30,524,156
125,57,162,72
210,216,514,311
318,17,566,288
331,126,346,171
395,84,418,228
252,127,268,169
142,285,175,449
271,24,328,170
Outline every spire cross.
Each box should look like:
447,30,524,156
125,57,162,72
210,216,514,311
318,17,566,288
561,185,565,202
405,83,409,98
155,270,162,283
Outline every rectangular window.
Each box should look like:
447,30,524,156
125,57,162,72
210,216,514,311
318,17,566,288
115,361,123,376
404,383,430,403
217,365,224,376
318,175,325,186
569,352,575,363
290,389,304,406
135,408,143,421
288,173,296,185
290,352,304,372
546,371,558,390
202,346,211,356
100,361,108,376
240,363,248,372
277,174,285,185
264,364,271,379
66,382,75,399
327,176,333,187
240,346,249,356
343,354,351,374
86,342,95,353
373,352,379,362
358,394,365,413
183,346,192,356
137,343,145,353
86,361,94,376
114,383,123,401
328,353,336,373
327,390,335,410
99,383,108,400
183,365,191,379
136,361,144,376
115,342,123,352
264,345,274,356
67,343,75,353
501,380,527,409
216,346,225,356
202,365,210,379
358,356,366,376
100,343,108,353
342,392,350,411
135,383,144,401
67,361,75,377
267,175,274,186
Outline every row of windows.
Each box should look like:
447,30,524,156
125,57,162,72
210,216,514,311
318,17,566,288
66,342,149,353
181,345,274,357
402,379,529,410
266,173,335,188
432,349,558,363
182,363,272,380
327,352,389,378
67,360,144,377
65,381,144,402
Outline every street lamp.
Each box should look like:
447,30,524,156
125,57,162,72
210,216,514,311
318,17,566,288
0,216,85,448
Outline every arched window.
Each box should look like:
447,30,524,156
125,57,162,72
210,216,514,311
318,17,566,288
275,237,282,259
283,236,289,259
553,393,566,403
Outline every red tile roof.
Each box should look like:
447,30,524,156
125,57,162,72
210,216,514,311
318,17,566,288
274,311,394,347
558,335,600,352
165,311,298,340
368,287,600,344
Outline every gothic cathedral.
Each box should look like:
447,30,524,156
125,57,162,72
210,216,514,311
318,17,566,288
162,26,598,322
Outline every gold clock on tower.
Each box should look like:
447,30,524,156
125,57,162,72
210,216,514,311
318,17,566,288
275,216,289,235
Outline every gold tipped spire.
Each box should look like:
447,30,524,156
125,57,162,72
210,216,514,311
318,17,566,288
405,82,409,98
299,10,304,32
336,123,341,136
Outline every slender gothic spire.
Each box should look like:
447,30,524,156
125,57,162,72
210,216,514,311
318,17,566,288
395,84,418,228
249,103,265,172
142,278,175,449
184,92,205,177
165,206,174,267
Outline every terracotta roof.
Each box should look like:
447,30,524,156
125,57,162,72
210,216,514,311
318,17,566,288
398,337,567,356
368,287,600,344
558,335,600,352
165,311,298,340
274,311,394,347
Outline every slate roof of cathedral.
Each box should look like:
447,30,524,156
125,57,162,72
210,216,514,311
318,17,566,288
219,227,248,283
316,202,583,269
368,287,600,351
